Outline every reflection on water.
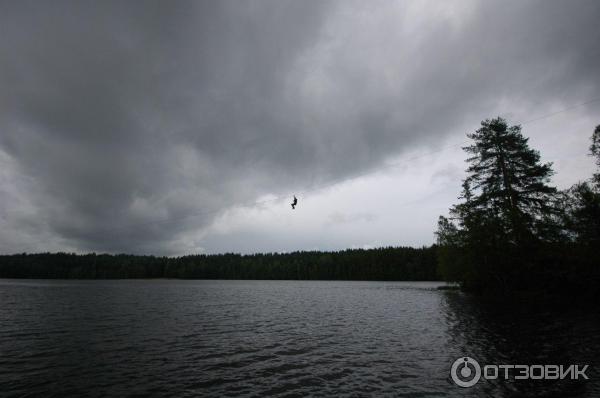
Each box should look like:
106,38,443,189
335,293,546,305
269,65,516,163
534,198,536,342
442,292,600,397
0,279,598,397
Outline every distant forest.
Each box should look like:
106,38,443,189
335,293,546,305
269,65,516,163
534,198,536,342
0,246,438,281
2,118,599,296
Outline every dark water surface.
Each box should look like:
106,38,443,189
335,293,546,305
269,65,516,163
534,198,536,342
0,279,598,397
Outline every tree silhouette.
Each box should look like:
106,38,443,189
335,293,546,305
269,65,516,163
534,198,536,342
591,124,600,187
563,125,600,246
461,117,558,243
437,117,560,291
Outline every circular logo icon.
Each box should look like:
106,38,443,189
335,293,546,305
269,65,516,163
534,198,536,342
451,356,481,387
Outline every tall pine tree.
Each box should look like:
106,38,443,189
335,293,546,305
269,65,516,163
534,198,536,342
437,117,559,290
461,117,558,243
591,124,600,187
563,124,600,245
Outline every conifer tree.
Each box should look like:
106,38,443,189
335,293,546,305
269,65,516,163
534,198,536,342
591,124,600,187
564,124,600,245
437,117,559,289
458,117,557,244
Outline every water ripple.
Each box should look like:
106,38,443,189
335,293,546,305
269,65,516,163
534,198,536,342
1,280,598,397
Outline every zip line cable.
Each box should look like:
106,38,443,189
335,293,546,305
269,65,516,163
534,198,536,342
76,138,472,239
4,97,600,251
243,96,600,209
519,97,600,125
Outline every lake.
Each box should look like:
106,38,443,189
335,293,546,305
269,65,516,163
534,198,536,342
0,279,598,397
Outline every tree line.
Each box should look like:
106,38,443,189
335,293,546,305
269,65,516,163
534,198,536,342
436,118,600,296
2,118,598,293
0,246,438,280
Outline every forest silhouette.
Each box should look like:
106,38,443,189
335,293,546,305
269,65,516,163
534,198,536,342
1,118,598,297
436,118,599,296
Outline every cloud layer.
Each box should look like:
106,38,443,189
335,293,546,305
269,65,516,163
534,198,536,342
1,0,599,254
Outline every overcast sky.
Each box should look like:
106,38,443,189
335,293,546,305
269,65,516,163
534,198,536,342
1,0,599,256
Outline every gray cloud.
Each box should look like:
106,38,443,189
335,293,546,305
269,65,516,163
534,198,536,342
328,212,376,226
1,0,599,254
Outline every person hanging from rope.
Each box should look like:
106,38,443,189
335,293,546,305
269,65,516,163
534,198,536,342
291,195,298,209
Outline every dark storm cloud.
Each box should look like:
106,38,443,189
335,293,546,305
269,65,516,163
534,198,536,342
1,0,599,254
